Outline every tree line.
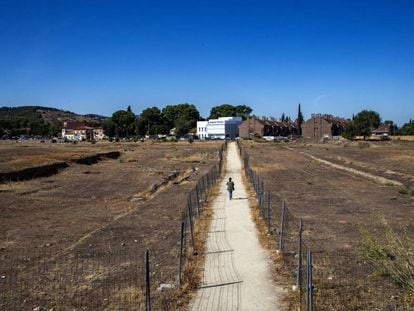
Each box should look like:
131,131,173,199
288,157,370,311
0,106,59,137
103,104,253,138
83,104,414,139
343,110,414,139
1,104,413,139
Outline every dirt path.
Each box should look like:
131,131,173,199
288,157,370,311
190,142,284,310
302,152,403,186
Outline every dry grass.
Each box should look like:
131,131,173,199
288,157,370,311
115,286,145,309
360,219,414,293
305,153,403,186
165,152,209,163
391,136,414,141
0,141,224,310
250,162,283,173
242,141,414,309
159,188,219,310
160,168,225,310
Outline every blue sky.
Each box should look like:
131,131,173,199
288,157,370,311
0,0,413,125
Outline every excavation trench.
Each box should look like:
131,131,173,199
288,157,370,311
0,151,121,183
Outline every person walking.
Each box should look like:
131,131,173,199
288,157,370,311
226,177,235,200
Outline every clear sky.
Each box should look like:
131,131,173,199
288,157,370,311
1,0,413,125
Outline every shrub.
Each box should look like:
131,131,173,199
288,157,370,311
360,221,414,293
399,188,409,195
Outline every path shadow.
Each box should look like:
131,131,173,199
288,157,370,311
232,197,248,200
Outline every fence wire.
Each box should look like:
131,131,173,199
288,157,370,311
236,140,414,311
1,141,227,310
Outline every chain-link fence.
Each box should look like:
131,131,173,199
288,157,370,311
237,140,413,311
0,142,227,310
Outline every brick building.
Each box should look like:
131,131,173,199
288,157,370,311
301,114,347,139
238,117,297,139
371,124,391,136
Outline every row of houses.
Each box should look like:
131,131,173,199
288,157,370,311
196,117,298,140
196,114,391,140
301,114,392,139
239,117,298,138
301,114,348,139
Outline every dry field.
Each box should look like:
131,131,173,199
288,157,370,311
303,140,414,188
0,140,222,310
243,140,414,310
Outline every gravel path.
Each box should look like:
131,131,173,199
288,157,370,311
190,142,284,310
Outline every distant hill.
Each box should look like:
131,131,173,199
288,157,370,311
0,106,109,137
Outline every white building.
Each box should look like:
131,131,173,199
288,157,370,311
197,117,243,140
61,122,107,141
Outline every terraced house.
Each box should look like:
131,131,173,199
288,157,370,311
301,114,348,139
238,117,297,139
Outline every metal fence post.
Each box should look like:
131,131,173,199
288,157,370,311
278,201,286,251
267,191,271,232
202,176,207,201
189,193,198,218
258,192,263,217
145,250,151,311
297,219,303,289
261,179,264,197
306,250,313,311
195,185,201,213
188,203,195,253
179,222,185,285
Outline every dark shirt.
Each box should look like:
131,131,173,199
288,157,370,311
226,181,235,191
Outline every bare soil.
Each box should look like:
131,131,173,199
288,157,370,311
243,140,414,310
0,140,222,310
301,140,414,188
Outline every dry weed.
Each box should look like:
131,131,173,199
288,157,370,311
250,162,283,173
165,152,208,163
162,169,223,309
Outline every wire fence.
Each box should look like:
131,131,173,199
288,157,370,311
0,141,227,310
236,140,413,311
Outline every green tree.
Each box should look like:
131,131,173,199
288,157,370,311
343,122,357,139
297,103,304,135
353,110,381,140
162,103,200,135
208,104,252,120
175,118,192,136
136,107,167,136
49,124,59,136
29,120,50,136
398,119,414,135
112,109,136,137
103,119,116,137
384,120,398,135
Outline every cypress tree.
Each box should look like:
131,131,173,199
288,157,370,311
297,103,304,136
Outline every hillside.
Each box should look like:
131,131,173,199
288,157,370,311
0,106,108,137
